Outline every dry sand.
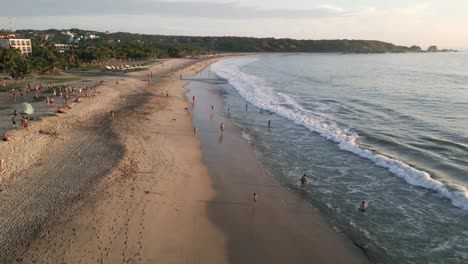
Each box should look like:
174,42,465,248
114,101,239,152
0,56,369,264
0,58,227,263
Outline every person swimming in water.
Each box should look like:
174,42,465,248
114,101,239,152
359,201,368,212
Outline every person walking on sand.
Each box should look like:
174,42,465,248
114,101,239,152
300,174,308,187
253,193,258,204
111,110,115,121
21,116,28,129
211,105,214,111
220,122,224,133
0,159,3,172
192,95,196,103
11,116,17,128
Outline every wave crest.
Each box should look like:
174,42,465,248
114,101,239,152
211,56,468,211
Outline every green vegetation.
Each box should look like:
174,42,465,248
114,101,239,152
1,28,455,80
1,33,203,79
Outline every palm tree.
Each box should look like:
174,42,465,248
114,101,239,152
0,48,22,73
67,52,77,65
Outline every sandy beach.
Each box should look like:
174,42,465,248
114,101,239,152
0,57,368,263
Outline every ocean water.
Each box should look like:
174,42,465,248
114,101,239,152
210,53,468,264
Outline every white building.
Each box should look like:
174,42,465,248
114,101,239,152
84,34,99,40
0,39,33,55
54,43,71,52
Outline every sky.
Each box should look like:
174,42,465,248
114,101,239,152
1,0,467,49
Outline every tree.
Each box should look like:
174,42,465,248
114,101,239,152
10,57,32,80
0,47,23,74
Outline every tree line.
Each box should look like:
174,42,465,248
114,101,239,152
0,38,202,79
1,28,453,80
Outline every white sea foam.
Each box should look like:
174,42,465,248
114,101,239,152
241,130,253,143
211,56,468,211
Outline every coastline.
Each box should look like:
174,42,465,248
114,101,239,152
185,63,370,263
1,55,369,263
1,58,229,263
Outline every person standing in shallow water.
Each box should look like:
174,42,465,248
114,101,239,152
300,174,308,187
359,201,368,212
268,120,271,128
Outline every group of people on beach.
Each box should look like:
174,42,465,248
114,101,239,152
1,79,115,173
197,95,370,212
3,110,29,141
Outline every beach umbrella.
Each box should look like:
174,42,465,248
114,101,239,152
22,102,34,115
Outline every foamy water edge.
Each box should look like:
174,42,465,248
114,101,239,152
211,56,468,211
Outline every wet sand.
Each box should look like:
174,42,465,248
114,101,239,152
1,58,228,263
186,66,370,263
1,56,369,263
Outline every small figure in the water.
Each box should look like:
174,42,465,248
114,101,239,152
359,201,368,212
300,174,308,187
268,120,271,128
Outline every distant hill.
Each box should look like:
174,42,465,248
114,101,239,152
0,28,457,80
10,29,456,54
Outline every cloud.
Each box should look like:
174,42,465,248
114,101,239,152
1,0,348,19
318,5,345,13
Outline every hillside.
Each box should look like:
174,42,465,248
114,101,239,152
12,29,451,54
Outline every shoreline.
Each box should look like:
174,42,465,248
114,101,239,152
185,63,370,263
1,55,369,263
1,58,230,263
